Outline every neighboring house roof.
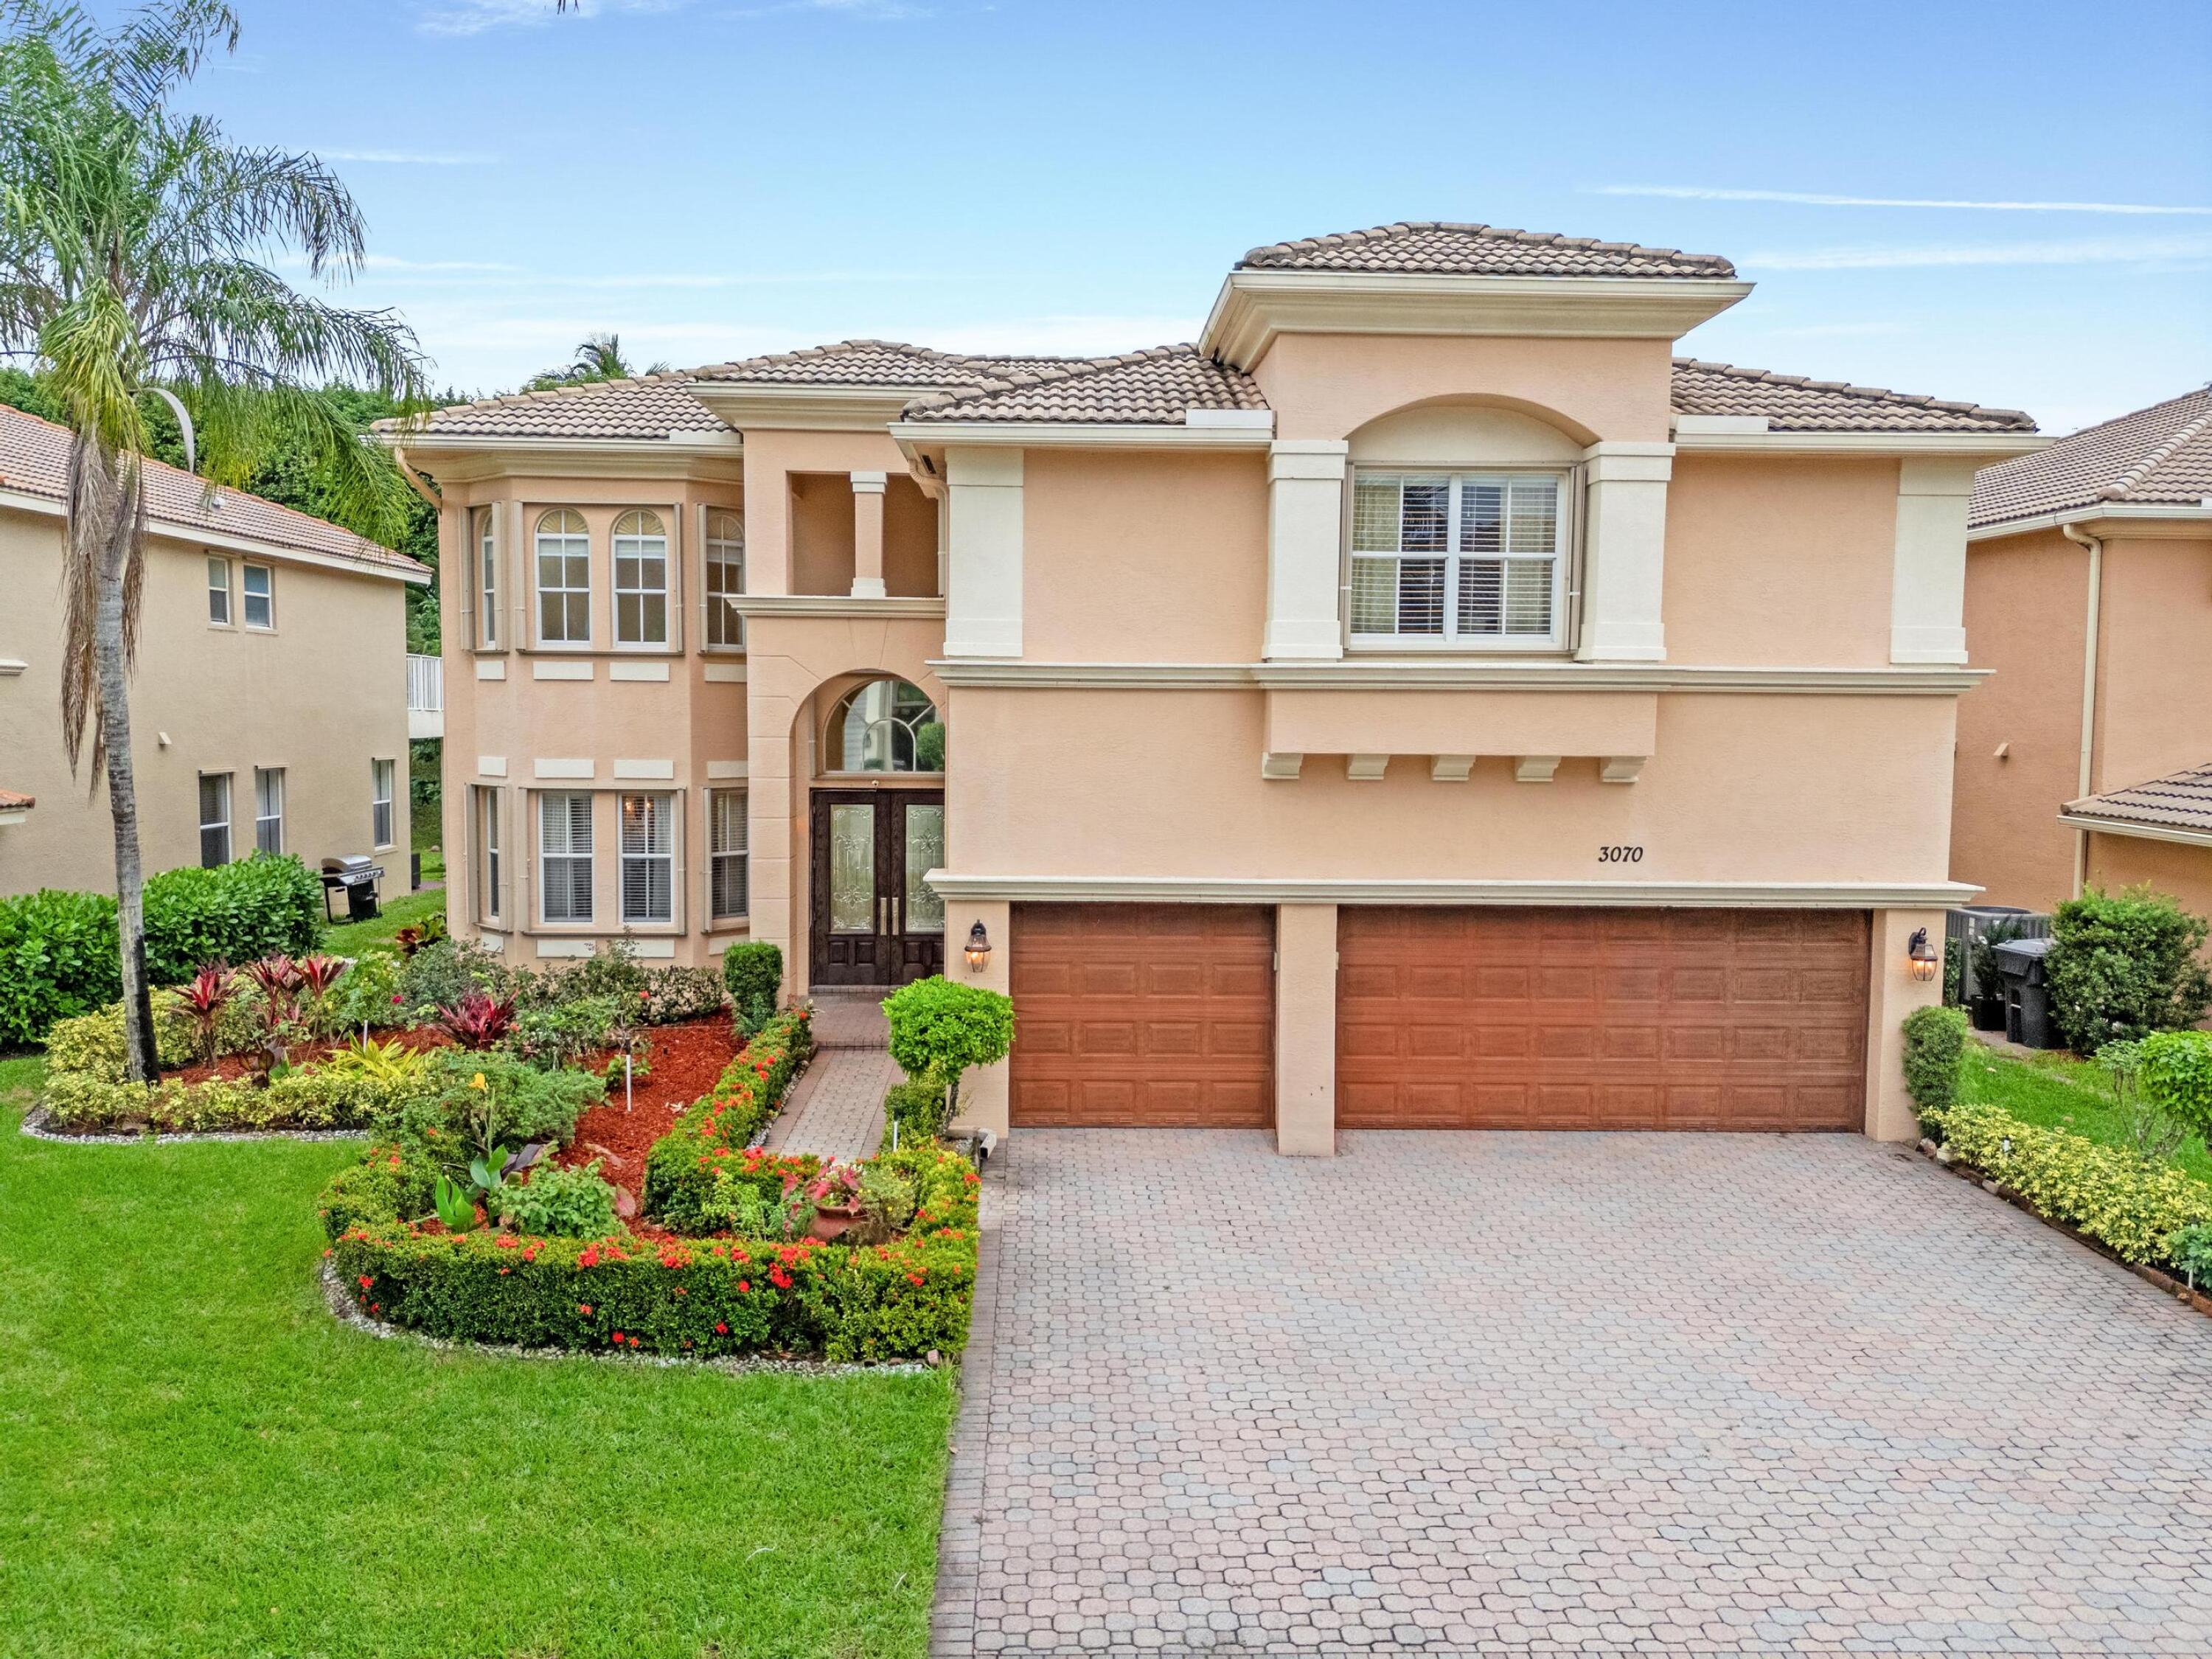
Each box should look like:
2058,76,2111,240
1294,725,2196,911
2064,762,2212,843
0,789,32,812
1672,359,2037,434
901,344,1268,425
0,404,428,578
1970,385,2212,530
692,339,1082,389
392,373,732,442
1237,221,1738,280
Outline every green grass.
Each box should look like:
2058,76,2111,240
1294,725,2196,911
0,1051,957,1659
1959,1037,2212,1186
319,880,445,959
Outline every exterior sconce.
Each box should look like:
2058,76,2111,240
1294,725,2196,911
964,921,992,973
1907,928,1939,984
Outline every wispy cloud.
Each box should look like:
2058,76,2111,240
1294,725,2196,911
319,147,501,165
1591,184,2212,217
414,0,690,37
1742,234,2212,271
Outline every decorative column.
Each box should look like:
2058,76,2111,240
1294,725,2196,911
850,470,888,599
1274,903,1338,1155
942,447,1023,658
1864,907,1946,1141
1576,441,1674,663
1889,458,1978,664
1265,440,1349,660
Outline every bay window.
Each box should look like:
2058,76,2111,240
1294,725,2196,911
1349,471,1566,648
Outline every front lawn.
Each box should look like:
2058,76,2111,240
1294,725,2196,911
0,1051,957,1659
1959,1037,2212,1186
319,871,445,959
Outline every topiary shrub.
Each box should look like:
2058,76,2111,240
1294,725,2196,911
2045,886,2212,1053
1900,1005,1969,1133
723,941,782,1036
883,977,1012,1127
2138,1029,2212,1145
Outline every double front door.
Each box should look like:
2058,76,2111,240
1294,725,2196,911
810,789,946,986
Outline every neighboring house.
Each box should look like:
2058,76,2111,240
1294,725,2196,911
389,219,2042,1152
1954,386,2212,919
0,403,428,899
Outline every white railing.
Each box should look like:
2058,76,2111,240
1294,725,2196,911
406,653,444,740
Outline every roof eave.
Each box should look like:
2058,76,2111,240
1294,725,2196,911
1200,270,1755,369
0,484,428,584
1967,501,2212,541
890,420,1276,465
687,382,933,432
2057,809,2212,849
1674,430,2048,458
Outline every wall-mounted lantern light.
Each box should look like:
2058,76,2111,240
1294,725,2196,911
964,921,992,972
1907,927,1939,984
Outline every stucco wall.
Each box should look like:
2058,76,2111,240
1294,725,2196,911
2090,533,2212,796
0,507,413,898
2088,831,2212,923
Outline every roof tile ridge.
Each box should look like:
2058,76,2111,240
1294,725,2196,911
2096,386,2212,501
902,343,1206,414
1672,358,2031,428
380,370,697,430
1245,221,1733,271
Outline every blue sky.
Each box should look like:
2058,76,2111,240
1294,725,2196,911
182,0,2211,432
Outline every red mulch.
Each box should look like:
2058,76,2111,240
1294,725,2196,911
555,1015,742,1195
166,1024,448,1085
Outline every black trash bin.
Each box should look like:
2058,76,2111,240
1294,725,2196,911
1993,936,2059,1049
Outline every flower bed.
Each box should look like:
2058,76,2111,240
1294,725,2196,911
641,1009,814,1230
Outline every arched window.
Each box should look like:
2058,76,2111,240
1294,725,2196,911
825,677,943,773
535,509,590,644
612,509,668,646
704,509,743,649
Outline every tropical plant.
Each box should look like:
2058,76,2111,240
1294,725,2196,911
318,1032,425,1085
808,1160,864,1213
883,976,1014,1127
495,1160,621,1238
0,0,425,1078
241,953,306,1070
523,330,667,392
392,914,447,959
432,1171,479,1234
174,963,236,1065
295,952,348,1037
437,989,517,1050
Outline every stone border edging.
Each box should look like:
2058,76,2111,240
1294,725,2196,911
928,1150,1001,1659
19,1105,369,1146
315,1257,941,1378
1917,1139,2212,1320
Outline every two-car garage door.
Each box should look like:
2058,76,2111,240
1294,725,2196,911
1008,902,1869,1132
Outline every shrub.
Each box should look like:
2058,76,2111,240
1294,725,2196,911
697,1152,821,1240
2091,1039,2191,1165
319,1142,439,1237
1900,1005,1969,1130
41,1060,427,1135
884,1066,953,1147
884,977,1012,1123
396,936,507,1018
399,1050,604,1158
2138,1029,2212,1144
437,990,518,1050
45,987,263,1082
1936,1099,2212,1265
316,1034,429,1088
2168,1222,2212,1290
507,994,619,1071
2045,886,2212,1052
723,941,781,1034
321,950,406,1034
496,1161,622,1237
0,887,119,1047
641,1009,814,1229
640,965,728,1024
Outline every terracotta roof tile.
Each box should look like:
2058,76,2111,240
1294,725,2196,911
395,373,731,441
692,338,1085,389
0,789,33,811
1672,359,2037,434
901,345,1267,425
0,404,426,577
1971,386,2212,529
1239,221,1736,279
2067,762,2212,839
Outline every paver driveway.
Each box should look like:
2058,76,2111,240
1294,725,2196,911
933,1131,2212,1656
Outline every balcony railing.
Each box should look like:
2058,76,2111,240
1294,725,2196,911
407,653,443,740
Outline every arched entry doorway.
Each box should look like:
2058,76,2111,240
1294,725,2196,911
809,676,946,986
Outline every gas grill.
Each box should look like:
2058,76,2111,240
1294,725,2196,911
320,855,385,924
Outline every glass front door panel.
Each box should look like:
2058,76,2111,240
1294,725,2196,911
903,804,945,931
829,803,876,933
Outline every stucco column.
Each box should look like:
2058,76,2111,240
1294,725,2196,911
1865,906,1945,1141
1265,440,1349,660
1889,458,1977,664
1275,903,1338,1155
945,896,1012,1141
1576,442,1674,662
943,447,1023,658
850,470,888,599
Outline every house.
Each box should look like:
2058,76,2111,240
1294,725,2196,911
0,403,428,899
1954,386,2212,920
389,220,2044,1152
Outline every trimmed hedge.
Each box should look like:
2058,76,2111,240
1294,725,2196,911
45,988,264,1082
2045,886,2212,1052
643,1008,814,1230
0,855,323,1046
1935,1099,2212,1265
41,1064,423,1135
1900,1005,1969,1130
884,1066,953,1146
325,1142,981,1362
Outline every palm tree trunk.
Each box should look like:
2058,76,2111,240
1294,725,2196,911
93,467,159,1082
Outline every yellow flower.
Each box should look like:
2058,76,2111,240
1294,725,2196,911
470,1073,487,1091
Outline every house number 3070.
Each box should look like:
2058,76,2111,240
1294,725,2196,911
1597,845,1644,863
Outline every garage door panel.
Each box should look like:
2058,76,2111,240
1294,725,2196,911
1338,907,1868,1131
1012,903,1274,1128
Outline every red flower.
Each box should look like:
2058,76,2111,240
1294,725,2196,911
578,1247,600,1268
358,1276,373,1290
612,1330,625,1343
672,1286,687,1297
498,1267,510,1276
768,1266,792,1290
906,1273,925,1287
714,1321,729,1335
579,1303,594,1315
737,1281,751,1294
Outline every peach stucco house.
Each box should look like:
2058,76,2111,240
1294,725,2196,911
1953,386,2212,920
1,403,425,899
390,220,2046,1153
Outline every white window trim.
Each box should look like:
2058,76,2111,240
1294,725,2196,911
619,790,677,925
371,757,396,850
708,786,748,921
478,785,504,925
253,767,285,855
206,556,232,627
703,508,745,653
241,561,274,630
1343,467,1577,654
199,772,232,868
534,509,592,647
539,790,594,925
476,507,499,650
611,509,672,650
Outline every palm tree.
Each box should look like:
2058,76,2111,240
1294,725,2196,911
0,0,425,1080
524,330,669,391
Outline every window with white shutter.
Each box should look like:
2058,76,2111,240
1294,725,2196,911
540,792,594,923
1350,471,1566,649
619,793,674,924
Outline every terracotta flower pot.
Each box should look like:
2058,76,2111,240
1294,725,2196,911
809,1203,866,1242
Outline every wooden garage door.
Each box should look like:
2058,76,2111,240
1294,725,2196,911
1337,908,1868,1130
1009,904,1274,1127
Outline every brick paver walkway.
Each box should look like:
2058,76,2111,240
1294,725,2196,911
934,1130,2212,1656
760,995,893,1161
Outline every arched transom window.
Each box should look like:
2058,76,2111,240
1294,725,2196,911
535,508,590,644
612,509,669,646
826,677,943,773
704,508,743,649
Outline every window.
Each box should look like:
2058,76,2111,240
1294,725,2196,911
1349,472,1565,647
704,509,744,650
371,758,395,849
253,767,285,854
708,788,747,920
612,509,669,646
535,509,591,644
826,677,943,773
479,787,503,923
242,563,274,629
474,507,498,648
206,557,231,625
540,792,593,923
198,773,232,868
620,793,675,923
